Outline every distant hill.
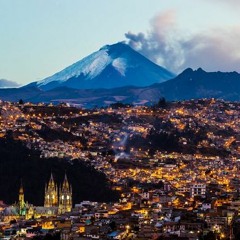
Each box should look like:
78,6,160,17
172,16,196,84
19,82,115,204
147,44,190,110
0,86,42,102
25,68,240,107
0,65,240,107
154,68,240,101
28,42,174,91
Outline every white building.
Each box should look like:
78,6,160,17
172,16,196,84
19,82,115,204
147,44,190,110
190,183,206,198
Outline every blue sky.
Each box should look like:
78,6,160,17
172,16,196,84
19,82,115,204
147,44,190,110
0,0,239,85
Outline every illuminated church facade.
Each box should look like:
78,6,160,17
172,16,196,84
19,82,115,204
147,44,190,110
3,173,72,221
44,172,72,214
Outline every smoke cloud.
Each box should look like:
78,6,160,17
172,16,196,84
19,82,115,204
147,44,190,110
125,11,240,73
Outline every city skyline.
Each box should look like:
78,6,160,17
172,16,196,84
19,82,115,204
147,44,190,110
0,98,240,239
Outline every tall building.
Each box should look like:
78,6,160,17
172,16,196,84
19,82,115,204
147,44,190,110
59,173,72,214
18,180,26,216
44,173,58,207
44,172,72,214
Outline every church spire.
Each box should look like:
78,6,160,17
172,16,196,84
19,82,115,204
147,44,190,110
44,172,58,207
62,172,69,189
48,172,55,187
19,179,25,216
58,173,72,214
19,179,24,195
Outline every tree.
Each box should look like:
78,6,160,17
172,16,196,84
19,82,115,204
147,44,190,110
109,221,117,231
204,231,216,240
157,97,166,108
18,99,24,105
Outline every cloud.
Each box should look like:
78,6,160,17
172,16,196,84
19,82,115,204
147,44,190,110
125,11,240,73
182,28,240,72
212,0,240,6
0,79,20,88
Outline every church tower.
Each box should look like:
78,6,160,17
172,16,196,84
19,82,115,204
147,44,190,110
44,173,58,207
19,180,26,216
58,173,72,214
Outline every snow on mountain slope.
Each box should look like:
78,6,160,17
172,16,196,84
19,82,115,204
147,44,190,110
112,58,127,76
37,48,112,86
35,42,175,90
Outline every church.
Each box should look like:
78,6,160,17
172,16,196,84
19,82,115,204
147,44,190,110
44,172,72,214
3,173,73,221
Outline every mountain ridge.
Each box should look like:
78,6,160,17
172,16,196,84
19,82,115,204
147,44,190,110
0,68,240,107
0,41,240,106
156,67,240,101
31,42,175,91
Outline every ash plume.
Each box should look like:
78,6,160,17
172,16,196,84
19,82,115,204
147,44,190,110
125,11,240,73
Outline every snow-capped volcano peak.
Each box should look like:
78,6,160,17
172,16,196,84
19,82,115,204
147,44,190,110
36,42,175,90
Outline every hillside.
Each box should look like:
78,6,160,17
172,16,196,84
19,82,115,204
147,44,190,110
155,68,240,101
0,137,119,205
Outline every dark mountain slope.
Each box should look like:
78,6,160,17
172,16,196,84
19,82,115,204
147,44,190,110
0,138,119,205
156,68,240,101
0,68,240,107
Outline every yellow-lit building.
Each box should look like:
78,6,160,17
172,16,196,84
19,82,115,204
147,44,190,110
58,174,72,214
3,173,73,221
44,172,72,214
44,173,58,207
